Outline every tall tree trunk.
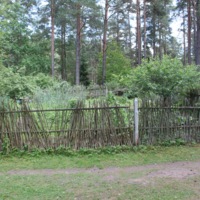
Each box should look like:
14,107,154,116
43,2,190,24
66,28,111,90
128,1,134,67
102,0,109,85
163,0,167,55
116,11,120,44
196,0,200,65
192,0,197,61
183,9,186,65
136,0,141,65
61,24,67,80
51,0,55,77
143,0,147,59
76,4,81,85
153,13,156,57
159,21,162,60
163,35,167,55
187,0,192,64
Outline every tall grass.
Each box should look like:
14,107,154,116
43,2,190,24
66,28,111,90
32,84,88,109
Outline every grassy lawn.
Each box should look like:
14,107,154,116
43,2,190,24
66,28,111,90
1,173,199,200
1,145,200,171
0,145,200,200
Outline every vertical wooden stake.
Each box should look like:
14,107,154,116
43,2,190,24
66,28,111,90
134,98,139,145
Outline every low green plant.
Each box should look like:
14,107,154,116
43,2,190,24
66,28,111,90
161,138,186,147
0,145,176,157
2,137,10,155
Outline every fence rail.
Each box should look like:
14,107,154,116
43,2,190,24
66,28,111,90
0,101,132,150
0,106,129,114
0,98,200,151
138,99,200,144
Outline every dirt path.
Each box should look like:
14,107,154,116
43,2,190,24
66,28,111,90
5,161,200,182
1,161,200,199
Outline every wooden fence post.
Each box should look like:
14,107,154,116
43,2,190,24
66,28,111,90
134,98,139,145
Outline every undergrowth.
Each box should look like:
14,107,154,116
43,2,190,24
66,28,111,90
0,145,146,157
0,142,197,158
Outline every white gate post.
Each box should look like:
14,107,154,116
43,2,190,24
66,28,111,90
134,98,139,145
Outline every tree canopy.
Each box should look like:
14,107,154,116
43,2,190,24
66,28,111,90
0,0,199,100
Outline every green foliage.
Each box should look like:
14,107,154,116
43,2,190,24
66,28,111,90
0,145,153,157
21,39,51,75
2,137,10,155
105,80,122,91
0,144,197,158
0,66,35,99
99,41,131,83
161,138,186,147
80,57,90,86
33,73,56,89
0,1,50,76
121,56,200,99
0,64,59,99
105,92,130,106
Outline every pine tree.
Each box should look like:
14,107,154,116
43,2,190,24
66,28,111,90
136,0,142,64
146,0,173,58
187,0,192,64
102,0,109,85
143,0,147,59
80,56,90,86
51,0,55,77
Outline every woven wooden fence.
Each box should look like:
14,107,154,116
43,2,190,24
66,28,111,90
0,101,132,150
139,100,200,144
1,98,200,150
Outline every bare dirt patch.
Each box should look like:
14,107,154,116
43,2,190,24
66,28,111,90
5,161,200,183
1,161,200,200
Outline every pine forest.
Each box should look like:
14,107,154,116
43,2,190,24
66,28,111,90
0,0,200,102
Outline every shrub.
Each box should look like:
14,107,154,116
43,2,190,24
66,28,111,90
0,66,35,99
120,56,200,99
